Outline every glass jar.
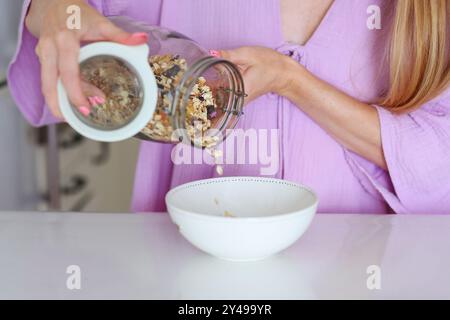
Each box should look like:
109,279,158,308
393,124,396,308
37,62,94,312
58,16,245,149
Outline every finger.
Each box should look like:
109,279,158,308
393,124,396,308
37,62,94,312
82,80,106,110
208,50,221,58
219,47,253,66
241,69,262,104
56,33,90,110
97,21,148,45
81,81,106,100
37,38,63,119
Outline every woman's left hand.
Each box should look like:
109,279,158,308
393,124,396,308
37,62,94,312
217,46,297,103
214,46,387,169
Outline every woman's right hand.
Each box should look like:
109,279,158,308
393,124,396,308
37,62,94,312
26,0,148,118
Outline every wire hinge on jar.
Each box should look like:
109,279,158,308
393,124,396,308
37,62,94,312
219,87,247,116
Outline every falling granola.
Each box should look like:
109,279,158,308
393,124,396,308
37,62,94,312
206,147,224,176
224,210,236,218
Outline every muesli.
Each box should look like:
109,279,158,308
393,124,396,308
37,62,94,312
141,54,219,148
80,56,142,129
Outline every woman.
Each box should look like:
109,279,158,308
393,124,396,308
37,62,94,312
8,0,450,214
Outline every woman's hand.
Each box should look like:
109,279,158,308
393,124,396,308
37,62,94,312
217,45,387,169
26,0,148,118
218,46,297,103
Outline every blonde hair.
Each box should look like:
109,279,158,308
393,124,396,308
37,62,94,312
381,0,450,112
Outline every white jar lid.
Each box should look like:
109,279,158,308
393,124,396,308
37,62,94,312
58,42,158,142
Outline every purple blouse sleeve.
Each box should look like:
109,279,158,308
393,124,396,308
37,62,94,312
7,0,53,127
6,0,104,127
346,89,450,214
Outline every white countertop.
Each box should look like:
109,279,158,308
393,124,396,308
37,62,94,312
1,211,449,299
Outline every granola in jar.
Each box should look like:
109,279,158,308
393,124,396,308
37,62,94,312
141,54,220,148
80,56,143,129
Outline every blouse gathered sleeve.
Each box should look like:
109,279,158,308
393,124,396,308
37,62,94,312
6,0,104,127
345,89,450,214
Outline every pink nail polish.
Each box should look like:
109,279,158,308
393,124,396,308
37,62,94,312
131,32,148,40
209,50,221,58
123,32,149,45
78,106,91,117
88,97,97,106
94,96,105,104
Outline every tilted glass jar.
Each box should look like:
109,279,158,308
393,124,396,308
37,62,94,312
58,16,245,148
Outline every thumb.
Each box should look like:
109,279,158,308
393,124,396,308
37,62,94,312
218,47,253,66
97,21,148,45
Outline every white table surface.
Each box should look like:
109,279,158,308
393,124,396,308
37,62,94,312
1,211,449,299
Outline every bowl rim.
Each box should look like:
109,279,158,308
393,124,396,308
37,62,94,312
165,176,319,222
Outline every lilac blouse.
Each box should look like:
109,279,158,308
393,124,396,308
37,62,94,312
8,0,450,214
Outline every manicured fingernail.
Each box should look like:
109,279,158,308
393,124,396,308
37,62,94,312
123,33,149,45
78,106,90,117
94,96,105,104
131,32,148,40
88,97,98,106
209,50,221,57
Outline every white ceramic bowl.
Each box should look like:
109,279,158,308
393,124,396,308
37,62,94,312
166,177,318,261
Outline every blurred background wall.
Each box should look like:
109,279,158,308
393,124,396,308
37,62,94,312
0,0,139,212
